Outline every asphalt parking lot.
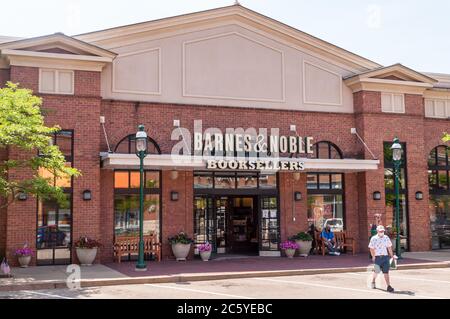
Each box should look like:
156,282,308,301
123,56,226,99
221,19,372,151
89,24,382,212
1,267,449,299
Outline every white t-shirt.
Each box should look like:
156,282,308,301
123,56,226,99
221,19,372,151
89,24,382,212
368,235,392,256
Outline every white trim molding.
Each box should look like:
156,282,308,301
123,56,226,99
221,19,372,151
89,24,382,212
182,31,286,103
302,60,343,106
112,47,162,95
2,49,110,72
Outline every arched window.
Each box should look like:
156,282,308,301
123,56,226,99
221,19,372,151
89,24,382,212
428,145,450,249
306,141,345,231
309,141,343,159
114,134,161,155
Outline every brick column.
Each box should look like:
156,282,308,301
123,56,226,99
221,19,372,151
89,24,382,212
162,170,194,259
279,172,307,241
100,170,114,263
5,148,37,266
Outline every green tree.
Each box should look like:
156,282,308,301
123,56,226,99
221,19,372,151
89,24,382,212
443,132,450,143
0,82,80,207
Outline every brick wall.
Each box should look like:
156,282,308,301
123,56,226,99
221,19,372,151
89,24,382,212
10,66,39,92
161,171,194,260
0,148,8,259
0,68,10,87
5,66,103,265
354,92,431,251
3,64,443,265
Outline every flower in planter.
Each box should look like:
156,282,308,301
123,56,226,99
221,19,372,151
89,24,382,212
280,240,299,250
73,236,102,249
198,242,212,252
168,231,194,245
289,232,313,242
14,246,33,257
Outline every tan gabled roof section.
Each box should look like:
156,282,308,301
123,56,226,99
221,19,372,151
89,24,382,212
75,4,381,72
0,33,116,58
0,33,116,71
344,63,438,94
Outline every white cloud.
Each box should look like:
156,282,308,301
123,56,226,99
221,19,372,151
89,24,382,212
366,4,382,29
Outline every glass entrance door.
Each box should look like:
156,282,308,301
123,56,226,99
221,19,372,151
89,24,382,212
260,196,280,252
228,197,258,254
194,196,217,252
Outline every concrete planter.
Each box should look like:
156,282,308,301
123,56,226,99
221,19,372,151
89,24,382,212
18,256,31,268
172,243,191,261
200,250,211,261
295,240,313,256
284,249,296,258
76,247,97,266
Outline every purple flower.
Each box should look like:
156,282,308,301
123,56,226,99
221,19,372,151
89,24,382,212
280,241,299,250
198,242,212,252
15,248,33,257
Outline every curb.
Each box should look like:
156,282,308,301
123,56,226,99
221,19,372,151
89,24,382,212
1,261,449,292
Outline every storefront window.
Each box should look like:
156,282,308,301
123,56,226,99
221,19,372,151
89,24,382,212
260,197,279,251
383,141,409,251
114,194,160,237
215,173,236,189
428,146,450,249
194,172,213,189
114,170,161,251
37,130,73,266
259,174,277,189
306,141,345,231
194,172,278,190
307,194,344,231
237,173,258,189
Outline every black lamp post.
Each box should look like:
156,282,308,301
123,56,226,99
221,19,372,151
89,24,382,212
135,125,148,271
390,137,403,259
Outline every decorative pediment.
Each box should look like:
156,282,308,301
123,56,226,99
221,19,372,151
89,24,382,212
75,4,380,73
0,33,116,71
344,64,438,94
0,33,116,58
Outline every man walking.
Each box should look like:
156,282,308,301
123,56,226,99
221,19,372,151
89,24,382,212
369,225,395,292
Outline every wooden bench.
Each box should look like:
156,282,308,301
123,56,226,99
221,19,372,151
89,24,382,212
314,231,356,256
113,235,161,263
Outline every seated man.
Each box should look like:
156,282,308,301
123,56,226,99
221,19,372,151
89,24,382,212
321,226,340,256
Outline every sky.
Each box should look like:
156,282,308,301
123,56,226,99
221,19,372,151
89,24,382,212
2,0,450,74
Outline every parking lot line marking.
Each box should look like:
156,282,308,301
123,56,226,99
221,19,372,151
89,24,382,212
342,272,450,285
253,277,442,299
145,284,254,299
21,290,73,299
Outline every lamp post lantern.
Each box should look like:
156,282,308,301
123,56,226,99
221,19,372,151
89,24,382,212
390,137,403,259
135,125,148,271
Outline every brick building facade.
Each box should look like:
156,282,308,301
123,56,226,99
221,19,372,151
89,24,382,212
0,5,449,266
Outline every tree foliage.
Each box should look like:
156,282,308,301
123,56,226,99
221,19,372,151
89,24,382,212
0,82,80,207
443,132,450,143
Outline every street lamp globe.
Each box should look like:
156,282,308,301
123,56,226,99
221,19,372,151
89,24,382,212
135,125,148,154
391,138,403,161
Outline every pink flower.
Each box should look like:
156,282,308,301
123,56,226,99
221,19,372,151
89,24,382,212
280,241,299,250
198,242,212,252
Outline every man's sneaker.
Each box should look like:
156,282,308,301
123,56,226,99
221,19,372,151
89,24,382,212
334,251,341,256
371,282,376,289
387,285,395,293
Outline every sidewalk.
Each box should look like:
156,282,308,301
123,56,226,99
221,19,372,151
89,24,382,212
1,252,449,292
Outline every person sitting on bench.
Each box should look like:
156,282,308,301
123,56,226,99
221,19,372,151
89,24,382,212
321,225,340,256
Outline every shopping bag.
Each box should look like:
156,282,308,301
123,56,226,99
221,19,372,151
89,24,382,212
390,256,398,270
1,257,11,275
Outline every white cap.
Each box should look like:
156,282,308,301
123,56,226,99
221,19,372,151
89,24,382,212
376,225,385,232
